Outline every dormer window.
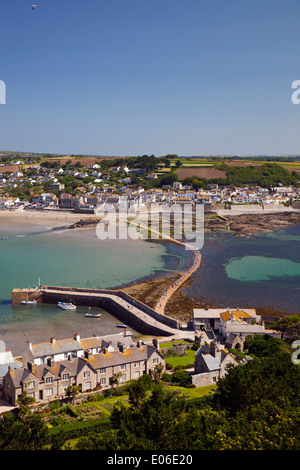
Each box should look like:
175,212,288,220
46,376,53,384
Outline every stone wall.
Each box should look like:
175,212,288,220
11,289,43,305
190,371,219,387
41,285,180,330
39,288,177,336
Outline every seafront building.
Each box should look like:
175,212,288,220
1,334,165,406
192,308,265,350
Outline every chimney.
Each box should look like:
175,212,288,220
152,338,159,349
74,333,80,342
50,337,56,345
27,361,33,372
136,340,142,348
47,357,55,367
118,343,127,353
210,341,218,358
27,340,33,352
84,350,92,359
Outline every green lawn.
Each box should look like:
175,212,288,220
160,340,190,349
166,384,217,398
164,349,196,368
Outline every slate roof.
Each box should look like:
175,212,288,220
80,333,134,352
31,337,83,357
86,344,161,369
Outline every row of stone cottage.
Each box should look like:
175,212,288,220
1,333,165,406
1,307,278,407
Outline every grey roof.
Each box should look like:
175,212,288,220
201,352,222,371
31,338,83,357
87,344,161,370
0,362,20,379
80,333,134,352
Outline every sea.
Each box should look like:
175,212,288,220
0,221,299,355
185,223,300,316
0,224,191,355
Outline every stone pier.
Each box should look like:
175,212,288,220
12,285,181,337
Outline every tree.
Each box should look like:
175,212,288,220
127,379,148,412
0,393,49,450
245,334,284,358
111,371,122,390
65,385,80,404
171,370,189,387
150,364,164,384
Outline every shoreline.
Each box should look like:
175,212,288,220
0,209,298,324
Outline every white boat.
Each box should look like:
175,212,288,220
22,300,37,305
57,302,76,311
85,313,101,318
116,323,128,328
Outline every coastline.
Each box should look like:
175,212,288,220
1,208,298,324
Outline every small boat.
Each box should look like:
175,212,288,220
57,302,76,310
22,300,37,305
1,237,8,240
116,323,128,328
85,313,101,318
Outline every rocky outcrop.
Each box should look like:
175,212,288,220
204,211,300,234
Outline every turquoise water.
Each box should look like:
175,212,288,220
0,230,175,299
186,224,300,315
225,256,300,281
0,226,189,355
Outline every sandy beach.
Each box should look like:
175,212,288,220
0,209,87,231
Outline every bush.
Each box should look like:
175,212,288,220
161,373,173,382
171,370,189,387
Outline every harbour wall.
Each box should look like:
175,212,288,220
12,286,180,337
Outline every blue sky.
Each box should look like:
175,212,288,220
1,0,300,156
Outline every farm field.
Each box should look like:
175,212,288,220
176,167,227,180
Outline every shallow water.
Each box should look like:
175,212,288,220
185,224,300,315
0,226,190,355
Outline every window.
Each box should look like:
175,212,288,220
134,371,140,379
120,364,126,370
100,368,106,374
62,373,70,380
84,381,91,390
28,392,35,398
27,381,35,389
100,377,106,385
153,358,159,364
46,388,53,396
120,374,126,382
134,362,140,368
84,370,90,378
46,376,53,384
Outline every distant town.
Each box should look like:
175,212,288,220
0,152,300,212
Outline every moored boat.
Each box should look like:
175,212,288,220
116,323,128,328
21,300,37,305
85,313,101,318
57,302,76,310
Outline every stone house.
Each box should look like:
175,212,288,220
2,338,165,406
219,310,265,351
22,333,135,367
190,339,237,388
192,308,259,332
2,355,97,405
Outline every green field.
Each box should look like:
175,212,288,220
164,349,196,368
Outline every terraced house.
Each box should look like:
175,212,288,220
2,335,165,406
